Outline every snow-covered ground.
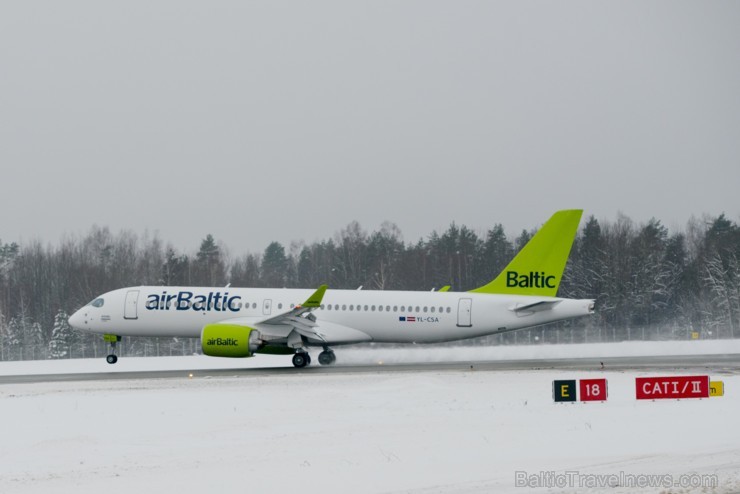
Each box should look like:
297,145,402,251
2,338,739,376
1,341,739,494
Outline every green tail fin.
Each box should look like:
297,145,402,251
470,209,583,296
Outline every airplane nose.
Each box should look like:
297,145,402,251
68,310,85,329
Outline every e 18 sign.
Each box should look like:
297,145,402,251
579,378,608,401
553,378,608,402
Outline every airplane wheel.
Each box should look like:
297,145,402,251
106,354,118,364
318,351,336,366
292,353,309,368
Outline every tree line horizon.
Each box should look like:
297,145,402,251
0,211,738,360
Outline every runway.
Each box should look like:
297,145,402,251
1,353,738,385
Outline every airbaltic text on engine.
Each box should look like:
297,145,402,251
506,271,556,289
207,338,239,346
146,291,241,312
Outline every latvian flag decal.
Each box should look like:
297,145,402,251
399,316,416,322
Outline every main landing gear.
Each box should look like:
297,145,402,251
318,348,336,366
292,352,311,368
104,334,121,364
291,348,337,368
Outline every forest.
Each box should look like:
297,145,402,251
0,213,738,360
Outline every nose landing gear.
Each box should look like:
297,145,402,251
104,334,121,364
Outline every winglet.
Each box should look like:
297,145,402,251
439,285,451,292
470,210,582,297
303,284,328,308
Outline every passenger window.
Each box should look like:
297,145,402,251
423,306,428,313
400,306,406,312
415,306,420,312
349,305,354,311
364,305,369,311
378,305,383,312
342,305,347,311
431,307,435,313
371,305,376,311
278,303,283,310
393,306,398,312
253,303,258,309
446,307,451,313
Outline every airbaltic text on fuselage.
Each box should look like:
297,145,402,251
506,271,556,289
146,291,242,312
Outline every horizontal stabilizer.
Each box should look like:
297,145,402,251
512,300,561,313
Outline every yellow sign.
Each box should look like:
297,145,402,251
710,381,724,397
691,332,700,340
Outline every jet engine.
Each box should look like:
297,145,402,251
201,324,261,358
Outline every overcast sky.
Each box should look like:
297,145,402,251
1,1,738,254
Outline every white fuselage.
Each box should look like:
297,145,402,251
70,286,594,345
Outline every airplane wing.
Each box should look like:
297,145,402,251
255,284,329,340
257,284,325,322
215,284,372,345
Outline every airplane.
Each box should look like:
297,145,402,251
68,210,594,368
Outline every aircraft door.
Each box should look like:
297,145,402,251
124,290,140,320
263,299,272,315
457,298,472,327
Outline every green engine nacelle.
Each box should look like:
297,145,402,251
201,324,261,358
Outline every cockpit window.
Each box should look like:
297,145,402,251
90,298,105,308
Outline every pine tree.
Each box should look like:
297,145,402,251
480,224,513,287
193,234,225,286
161,247,190,285
27,321,44,358
261,242,288,288
5,317,22,359
0,310,5,360
48,310,72,359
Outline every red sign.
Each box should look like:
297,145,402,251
580,378,608,401
636,376,710,400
